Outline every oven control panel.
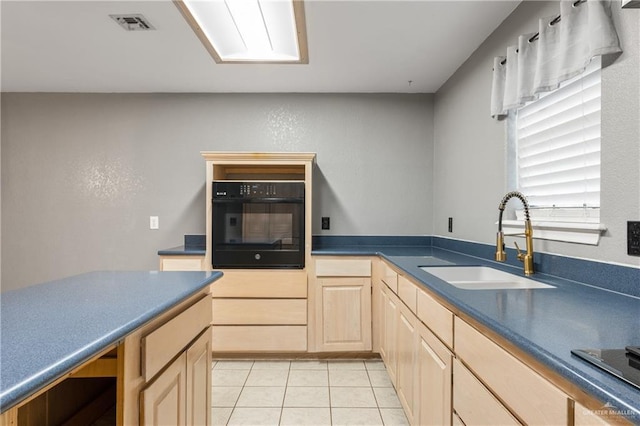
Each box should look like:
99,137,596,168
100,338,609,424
213,181,304,199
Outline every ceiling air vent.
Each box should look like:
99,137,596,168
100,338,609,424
110,14,155,31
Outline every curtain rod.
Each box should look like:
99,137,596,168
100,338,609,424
529,0,587,42
499,0,587,66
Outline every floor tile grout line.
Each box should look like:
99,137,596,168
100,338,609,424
212,359,400,425
327,361,333,426
232,360,252,424
277,363,291,426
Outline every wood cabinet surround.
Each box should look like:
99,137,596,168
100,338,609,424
201,152,315,353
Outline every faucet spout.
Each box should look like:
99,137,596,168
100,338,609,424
495,191,535,275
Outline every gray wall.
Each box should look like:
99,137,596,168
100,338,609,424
433,1,640,267
1,93,434,290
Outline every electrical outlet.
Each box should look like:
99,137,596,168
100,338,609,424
448,217,453,233
321,217,330,230
150,216,159,230
628,221,640,256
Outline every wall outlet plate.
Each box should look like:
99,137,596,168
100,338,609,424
628,221,640,256
150,216,159,230
321,217,330,230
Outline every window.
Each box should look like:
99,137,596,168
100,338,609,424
507,56,606,244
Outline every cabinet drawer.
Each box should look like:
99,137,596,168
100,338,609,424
453,358,521,426
398,275,417,313
142,295,211,382
212,299,307,325
212,325,307,352
211,270,307,298
455,317,569,425
315,258,371,277
417,288,453,348
160,256,205,271
381,261,398,293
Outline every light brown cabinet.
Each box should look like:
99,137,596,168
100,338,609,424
377,260,400,384
454,317,570,425
139,297,212,426
453,358,521,425
312,257,373,352
201,152,315,353
210,269,308,352
416,287,453,349
375,259,595,426
140,330,211,426
316,277,372,351
396,302,418,424
376,282,389,362
381,283,399,385
416,320,452,426
378,261,454,426
186,331,213,426
159,255,205,271
141,352,187,426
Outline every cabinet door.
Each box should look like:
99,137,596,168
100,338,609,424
316,277,372,351
384,286,399,386
140,353,187,426
416,321,452,426
396,303,418,424
378,284,389,362
186,330,211,426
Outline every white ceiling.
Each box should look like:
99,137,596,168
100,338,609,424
0,0,520,93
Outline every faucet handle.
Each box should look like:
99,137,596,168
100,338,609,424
514,241,525,261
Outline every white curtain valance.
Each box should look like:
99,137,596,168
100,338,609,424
491,0,622,118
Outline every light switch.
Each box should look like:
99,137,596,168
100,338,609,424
150,216,159,230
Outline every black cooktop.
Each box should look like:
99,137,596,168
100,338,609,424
572,346,640,390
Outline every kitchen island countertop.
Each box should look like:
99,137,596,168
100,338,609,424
0,270,222,412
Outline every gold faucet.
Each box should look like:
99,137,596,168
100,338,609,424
495,191,534,275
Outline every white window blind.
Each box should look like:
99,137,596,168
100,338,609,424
516,56,601,210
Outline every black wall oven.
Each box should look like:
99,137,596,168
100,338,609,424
211,181,305,269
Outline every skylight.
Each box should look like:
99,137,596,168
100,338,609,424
175,0,308,64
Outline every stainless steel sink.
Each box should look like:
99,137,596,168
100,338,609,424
419,266,555,290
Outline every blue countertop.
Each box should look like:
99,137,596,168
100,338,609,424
0,270,222,412
155,235,640,419
315,243,640,422
157,245,206,256
157,234,206,256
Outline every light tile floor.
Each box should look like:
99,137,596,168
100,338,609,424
211,359,409,426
